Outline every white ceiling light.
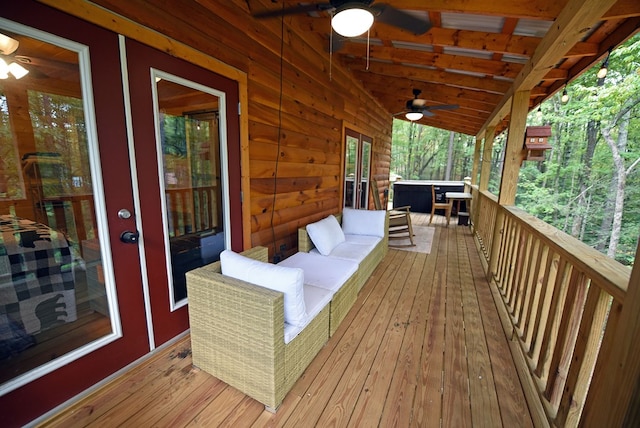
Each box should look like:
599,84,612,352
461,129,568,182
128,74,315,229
0,58,8,79
0,57,29,80
0,33,29,79
405,111,423,121
331,5,374,37
0,33,19,55
8,61,28,79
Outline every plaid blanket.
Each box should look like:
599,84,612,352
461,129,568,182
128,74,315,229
0,215,77,351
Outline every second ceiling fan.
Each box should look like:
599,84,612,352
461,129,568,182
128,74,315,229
395,89,460,121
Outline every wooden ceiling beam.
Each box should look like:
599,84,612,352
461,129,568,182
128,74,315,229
355,72,502,106
287,0,638,21
369,89,497,116
342,58,511,94
403,116,479,136
339,44,524,79
478,0,621,136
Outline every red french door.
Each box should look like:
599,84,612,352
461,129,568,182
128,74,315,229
1,3,242,426
123,39,242,345
1,3,149,425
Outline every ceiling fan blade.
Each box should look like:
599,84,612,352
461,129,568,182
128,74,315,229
253,3,334,19
426,104,460,111
372,3,431,35
421,109,435,117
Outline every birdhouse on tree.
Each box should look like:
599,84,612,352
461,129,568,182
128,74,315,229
523,125,552,161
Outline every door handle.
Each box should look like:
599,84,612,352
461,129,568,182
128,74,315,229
120,230,140,244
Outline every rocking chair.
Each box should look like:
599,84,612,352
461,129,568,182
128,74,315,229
370,179,415,246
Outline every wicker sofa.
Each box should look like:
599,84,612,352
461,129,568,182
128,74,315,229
186,210,389,411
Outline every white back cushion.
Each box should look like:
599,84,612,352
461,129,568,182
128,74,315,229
306,215,345,256
342,208,386,238
220,250,308,327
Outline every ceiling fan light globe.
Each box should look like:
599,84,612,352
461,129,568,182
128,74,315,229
332,7,374,37
0,33,19,55
405,111,423,121
0,58,9,75
8,62,28,79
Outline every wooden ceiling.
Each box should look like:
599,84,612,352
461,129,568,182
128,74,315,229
255,0,640,136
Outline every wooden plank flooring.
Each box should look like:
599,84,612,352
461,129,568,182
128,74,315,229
40,213,533,427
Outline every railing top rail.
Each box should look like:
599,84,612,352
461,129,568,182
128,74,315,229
502,205,630,303
477,188,498,202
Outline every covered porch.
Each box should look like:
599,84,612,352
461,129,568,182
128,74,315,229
41,213,533,427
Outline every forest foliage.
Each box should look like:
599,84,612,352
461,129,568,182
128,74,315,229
390,33,640,266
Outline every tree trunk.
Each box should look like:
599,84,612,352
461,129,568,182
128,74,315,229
601,109,631,258
571,119,599,237
445,131,454,180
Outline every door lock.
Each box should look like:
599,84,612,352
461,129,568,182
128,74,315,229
118,208,132,219
120,230,140,244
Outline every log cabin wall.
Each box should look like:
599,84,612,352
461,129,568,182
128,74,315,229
51,0,393,259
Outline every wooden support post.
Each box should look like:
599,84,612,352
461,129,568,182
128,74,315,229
489,91,529,278
470,134,482,186
479,126,495,192
582,237,640,426
498,90,529,206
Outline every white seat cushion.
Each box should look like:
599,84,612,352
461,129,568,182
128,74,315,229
278,251,358,292
284,284,332,343
343,234,381,250
220,250,308,327
311,241,372,265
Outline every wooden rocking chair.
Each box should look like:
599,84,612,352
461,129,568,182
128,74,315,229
370,179,415,246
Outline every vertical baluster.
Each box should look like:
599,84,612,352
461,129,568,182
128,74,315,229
557,286,612,426
522,243,548,352
509,228,530,316
529,251,559,363
535,259,572,383
502,217,520,304
516,237,540,333
545,271,589,410
495,214,509,291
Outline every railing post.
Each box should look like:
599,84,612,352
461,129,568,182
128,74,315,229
581,237,640,426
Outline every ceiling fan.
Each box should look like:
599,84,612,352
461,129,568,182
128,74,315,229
395,89,460,121
253,1,431,38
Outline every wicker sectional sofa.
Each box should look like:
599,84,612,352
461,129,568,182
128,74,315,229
186,209,388,411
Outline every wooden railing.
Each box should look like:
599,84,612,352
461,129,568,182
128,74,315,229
473,195,631,427
165,185,219,237
470,189,498,268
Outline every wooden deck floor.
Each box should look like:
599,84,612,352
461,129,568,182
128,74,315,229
41,213,533,427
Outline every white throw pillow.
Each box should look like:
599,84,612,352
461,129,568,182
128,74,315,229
342,208,386,238
220,250,308,327
306,215,345,255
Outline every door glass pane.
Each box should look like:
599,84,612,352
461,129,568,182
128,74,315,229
360,141,371,208
0,27,112,389
154,75,225,306
344,136,358,208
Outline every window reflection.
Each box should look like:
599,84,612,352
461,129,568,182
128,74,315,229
155,78,225,304
0,29,111,388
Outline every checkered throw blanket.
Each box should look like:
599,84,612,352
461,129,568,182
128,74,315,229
0,215,77,348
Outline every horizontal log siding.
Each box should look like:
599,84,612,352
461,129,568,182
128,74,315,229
85,0,393,257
